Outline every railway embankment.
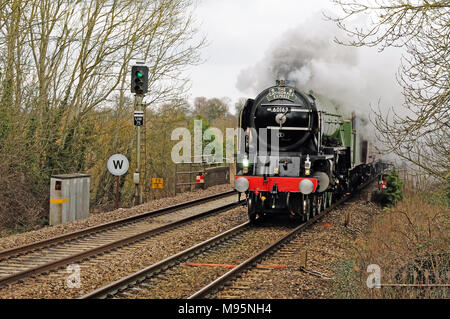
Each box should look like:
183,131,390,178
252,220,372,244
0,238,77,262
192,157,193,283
213,182,448,299
332,187,449,298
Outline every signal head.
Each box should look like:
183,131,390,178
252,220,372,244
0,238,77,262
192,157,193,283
131,65,148,94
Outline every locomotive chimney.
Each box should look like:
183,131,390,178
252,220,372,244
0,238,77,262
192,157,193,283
276,79,286,87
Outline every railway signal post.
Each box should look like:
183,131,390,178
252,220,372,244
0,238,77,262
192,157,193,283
131,63,149,205
107,154,129,210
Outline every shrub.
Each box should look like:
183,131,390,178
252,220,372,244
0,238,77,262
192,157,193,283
342,187,449,298
446,182,450,205
0,166,47,233
372,170,404,207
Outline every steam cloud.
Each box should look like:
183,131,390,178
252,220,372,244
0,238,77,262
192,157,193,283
236,13,404,142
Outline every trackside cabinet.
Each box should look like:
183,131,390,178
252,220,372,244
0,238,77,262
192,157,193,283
50,174,90,225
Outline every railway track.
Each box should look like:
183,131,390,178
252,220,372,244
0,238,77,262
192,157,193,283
82,178,376,299
0,191,240,289
81,222,288,299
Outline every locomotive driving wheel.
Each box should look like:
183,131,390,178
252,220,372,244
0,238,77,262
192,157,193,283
311,195,317,216
322,192,329,209
302,195,312,222
247,192,258,224
327,191,333,207
316,194,325,215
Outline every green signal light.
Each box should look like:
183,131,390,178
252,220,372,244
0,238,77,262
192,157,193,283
136,71,143,78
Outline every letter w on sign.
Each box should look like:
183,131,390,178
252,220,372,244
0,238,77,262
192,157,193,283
113,160,123,170
107,154,129,176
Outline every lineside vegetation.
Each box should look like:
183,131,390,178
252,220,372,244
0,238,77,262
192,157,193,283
0,1,238,233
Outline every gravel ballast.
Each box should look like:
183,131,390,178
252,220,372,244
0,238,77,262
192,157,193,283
0,181,383,299
215,182,383,299
127,226,293,299
0,205,247,299
0,184,233,251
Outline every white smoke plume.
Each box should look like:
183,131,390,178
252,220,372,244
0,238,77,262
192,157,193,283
236,12,404,142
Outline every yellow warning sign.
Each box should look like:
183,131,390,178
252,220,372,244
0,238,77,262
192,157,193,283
152,178,164,189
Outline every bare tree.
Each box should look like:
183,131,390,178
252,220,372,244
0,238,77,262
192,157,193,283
0,0,204,170
0,0,205,226
234,97,247,116
327,0,449,180
193,97,232,121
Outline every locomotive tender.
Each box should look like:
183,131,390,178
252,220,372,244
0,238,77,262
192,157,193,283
234,80,381,222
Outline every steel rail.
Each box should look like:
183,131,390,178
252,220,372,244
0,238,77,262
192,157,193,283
188,200,345,298
82,201,338,300
82,176,377,299
0,190,236,261
80,222,251,299
0,199,241,288
189,177,377,299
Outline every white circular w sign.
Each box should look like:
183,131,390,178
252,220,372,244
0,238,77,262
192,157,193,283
107,154,129,176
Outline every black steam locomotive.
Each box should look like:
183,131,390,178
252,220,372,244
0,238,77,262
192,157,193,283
234,80,383,222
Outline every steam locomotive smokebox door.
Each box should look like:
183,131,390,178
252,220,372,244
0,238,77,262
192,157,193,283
256,156,300,177
50,174,90,225
279,157,300,177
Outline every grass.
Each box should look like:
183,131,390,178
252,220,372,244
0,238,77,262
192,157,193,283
332,185,449,298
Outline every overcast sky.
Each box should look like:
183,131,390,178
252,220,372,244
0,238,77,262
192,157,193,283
186,0,403,114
